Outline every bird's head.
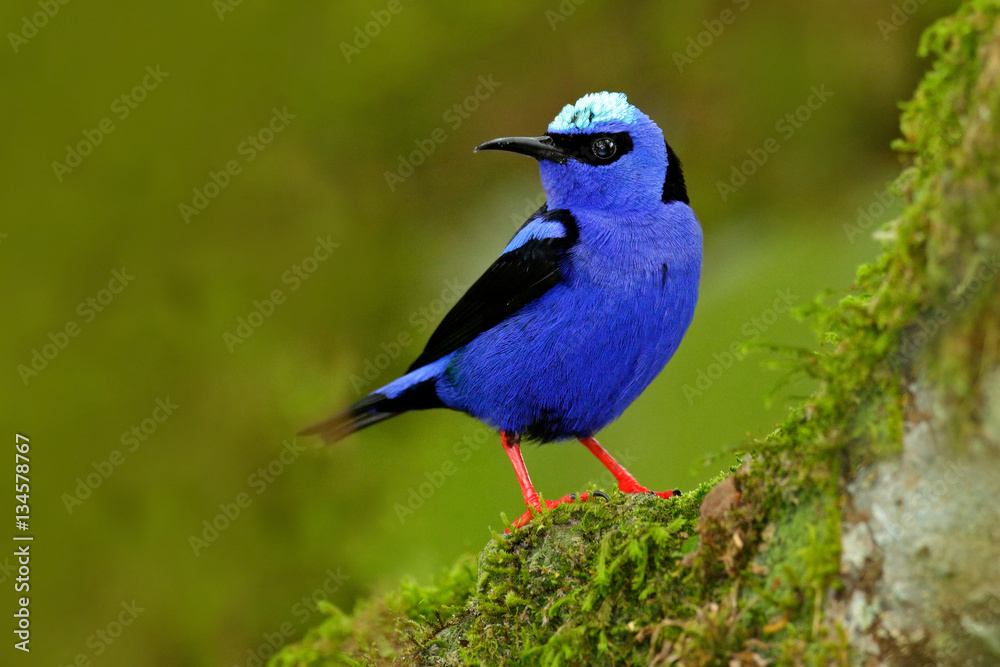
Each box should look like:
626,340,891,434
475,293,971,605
476,92,687,212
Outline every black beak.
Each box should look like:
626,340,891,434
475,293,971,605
474,135,569,164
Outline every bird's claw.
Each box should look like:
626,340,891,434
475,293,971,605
504,487,676,533
504,490,604,533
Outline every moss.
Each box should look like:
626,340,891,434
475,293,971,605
273,445,845,666
900,0,1000,438
271,2,1000,664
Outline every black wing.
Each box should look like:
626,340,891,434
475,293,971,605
407,206,579,372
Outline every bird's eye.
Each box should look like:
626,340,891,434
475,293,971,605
591,137,616,160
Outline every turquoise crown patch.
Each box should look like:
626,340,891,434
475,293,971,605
548,92,636,133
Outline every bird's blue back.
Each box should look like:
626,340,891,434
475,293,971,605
371,92,703,443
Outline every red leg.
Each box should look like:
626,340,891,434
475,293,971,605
502,431,597,531
579,436,680,499
502,431,543,513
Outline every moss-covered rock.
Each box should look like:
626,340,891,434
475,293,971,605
271,1,1000,663
271,454,846,665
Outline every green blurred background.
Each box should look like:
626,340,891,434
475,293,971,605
0,0,958,664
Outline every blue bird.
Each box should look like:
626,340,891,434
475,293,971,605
303,92,702,529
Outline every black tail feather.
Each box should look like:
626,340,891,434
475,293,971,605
298,393,399,443
300,378,446,443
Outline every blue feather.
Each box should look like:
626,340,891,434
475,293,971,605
502,216,568,255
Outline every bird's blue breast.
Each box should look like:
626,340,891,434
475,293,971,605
436,203,701,442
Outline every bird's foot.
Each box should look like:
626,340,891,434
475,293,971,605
617,479,682,499
577,438,682,501
505,491,608,533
